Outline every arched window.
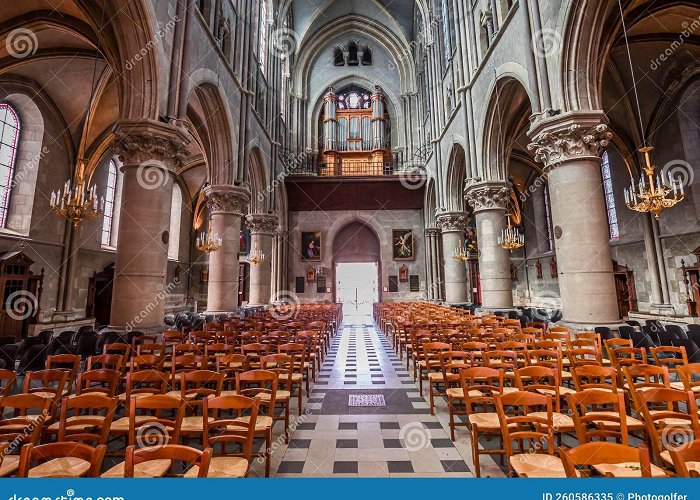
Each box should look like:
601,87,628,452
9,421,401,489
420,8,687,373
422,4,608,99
258,1,268,74
0,104,20,228
601,152,620,240
168,185,183,260
101,159,118,247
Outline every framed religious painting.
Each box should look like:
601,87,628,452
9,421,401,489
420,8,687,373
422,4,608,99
301,231,321,261
392,229,414,261
239,229,251,255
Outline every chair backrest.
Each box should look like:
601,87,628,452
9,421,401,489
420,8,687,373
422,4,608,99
678,363,700,392
565,389,629,445
17,442,106,477
560,442,652,478
0,393,53,446
125,370,169,397
87,353,124,372
235,369,278,410
0,369,16,397
203,395,259,464
104,342,131,358
57,393,118,445
495,391,555,460
127,394,185,446
651,346,687,372
76,369,120,396
124,444,212,478
571,364,618,392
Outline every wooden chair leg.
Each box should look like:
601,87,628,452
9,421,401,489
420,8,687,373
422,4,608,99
265,429,272,477
449,400,455,441
471,426,481,478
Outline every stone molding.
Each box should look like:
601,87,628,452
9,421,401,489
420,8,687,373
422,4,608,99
246,213,279,235
205,184,251,215
436,211,469,233
527,111,612,168
112,120,189,170
425,228,441,238
464,181,509,213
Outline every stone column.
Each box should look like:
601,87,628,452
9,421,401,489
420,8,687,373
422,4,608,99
246,213,278,306
425,228,440,300
270,230,287,299
110,121,188,332
205,185,250,313
466,181,514,309
528,111,619,325
437,212,469,304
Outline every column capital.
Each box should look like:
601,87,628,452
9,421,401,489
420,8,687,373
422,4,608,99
112,120,189,169
205,184,250,215
246,213,279,235
527,110,612,169
465,180,509,212
436,211,469,233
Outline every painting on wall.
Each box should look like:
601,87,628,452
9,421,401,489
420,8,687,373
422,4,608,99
239,230,251,255
301,231,322,261
392,229,414,261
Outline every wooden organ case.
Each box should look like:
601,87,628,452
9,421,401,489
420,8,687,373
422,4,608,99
320,85,391,176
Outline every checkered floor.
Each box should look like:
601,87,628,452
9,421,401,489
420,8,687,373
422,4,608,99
258,315,505,478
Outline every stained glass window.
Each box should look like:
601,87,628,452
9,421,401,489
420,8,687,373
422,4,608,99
101,160,118,247
168,185,182,260
335,88,372,110
0,104,20,229
259,1,268,74
601,152,620,239
441,0,452,62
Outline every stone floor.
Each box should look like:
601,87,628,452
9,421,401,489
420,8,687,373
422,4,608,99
253,314,506,478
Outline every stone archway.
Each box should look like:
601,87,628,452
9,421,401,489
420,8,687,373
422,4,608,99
332,221,382,311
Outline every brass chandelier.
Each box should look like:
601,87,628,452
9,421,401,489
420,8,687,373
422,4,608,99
452,239,469,263
196,220,222,254
247,244,265,266
624,146,684,219
50,161,102,227
498,215,524,251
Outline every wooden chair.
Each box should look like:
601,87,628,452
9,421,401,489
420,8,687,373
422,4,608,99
128,354,165,373
0,442,20,477
603,338,632,359
125,444,212,478
559,442,661,477
17,442,106,477
22,369,68,415
169,354,207,393
53,393,117,445
677,363,700,393
622,364,670,413
495,390,566,477
262,353,293,441
278,343,310,407
195,395,260,477
235,369,278,477
0,394,52,450
461,367,506,476
75,369,120,396
104,342,131,359
86,354,124,372
118,370,169,405
668,438,700,477
636,387,700,467
178,370,224,440
565,389,629,445
515,366,575,434
45,354,81,393
102,394,186,477
651,346,687,379
417,341,451,400
571,365,620,393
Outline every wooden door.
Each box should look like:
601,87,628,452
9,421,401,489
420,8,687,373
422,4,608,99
614,273,630,319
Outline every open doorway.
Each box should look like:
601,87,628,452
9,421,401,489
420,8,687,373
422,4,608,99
336,262,379,316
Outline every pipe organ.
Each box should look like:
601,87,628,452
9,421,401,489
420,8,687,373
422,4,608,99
320,85,391,175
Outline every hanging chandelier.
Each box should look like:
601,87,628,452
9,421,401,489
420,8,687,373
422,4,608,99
453,239,469,263
624,146,684,219
498,216,524,251
50,166,102,227
248,244,265,266
196,220,222,254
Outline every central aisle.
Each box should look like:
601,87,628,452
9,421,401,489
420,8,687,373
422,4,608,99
268,314,505,477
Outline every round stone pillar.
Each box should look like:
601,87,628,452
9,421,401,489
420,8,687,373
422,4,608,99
529,111,619,325
246,213,278,306
205,185,250,313
110,121,188,332
436,212,469,304
466,181,514,309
